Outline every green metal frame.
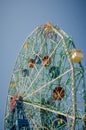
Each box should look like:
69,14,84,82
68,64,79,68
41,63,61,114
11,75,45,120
4,22,86,130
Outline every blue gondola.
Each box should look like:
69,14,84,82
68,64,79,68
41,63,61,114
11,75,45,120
49,66,60,79
22,69,29,77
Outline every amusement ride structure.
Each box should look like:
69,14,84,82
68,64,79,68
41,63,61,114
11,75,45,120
4,22,86,130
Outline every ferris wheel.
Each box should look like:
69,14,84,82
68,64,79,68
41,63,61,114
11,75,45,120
4,22,86,130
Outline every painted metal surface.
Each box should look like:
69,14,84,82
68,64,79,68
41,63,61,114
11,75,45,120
4,22,86,130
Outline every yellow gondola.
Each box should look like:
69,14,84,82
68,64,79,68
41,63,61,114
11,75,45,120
23,42,29,50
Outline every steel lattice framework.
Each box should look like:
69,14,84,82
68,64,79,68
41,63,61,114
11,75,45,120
4,22,86,130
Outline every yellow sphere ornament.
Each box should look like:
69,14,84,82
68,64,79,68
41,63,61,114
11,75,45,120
70,49,83,63
44,22,53,34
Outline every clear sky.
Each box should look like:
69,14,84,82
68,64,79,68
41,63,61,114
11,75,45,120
0,0,86,129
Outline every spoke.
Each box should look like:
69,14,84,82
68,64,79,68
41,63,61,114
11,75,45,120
23,101,75,120
24,68,73,99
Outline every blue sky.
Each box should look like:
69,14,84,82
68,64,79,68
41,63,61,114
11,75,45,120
0,0,86,129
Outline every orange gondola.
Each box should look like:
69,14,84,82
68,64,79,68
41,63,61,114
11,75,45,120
53,86,65,100
28,59,35,68
42,55,51,66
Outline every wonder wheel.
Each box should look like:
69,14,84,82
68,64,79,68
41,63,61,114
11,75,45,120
4,22,86,130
